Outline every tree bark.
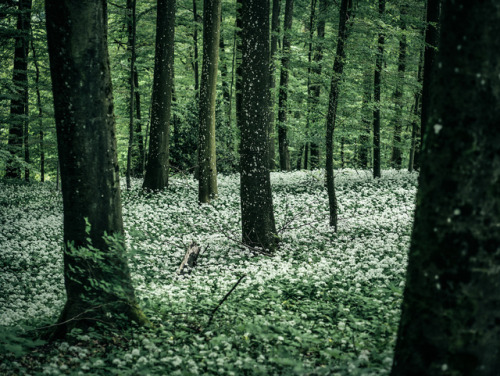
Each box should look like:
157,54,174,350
325,0,352,230
357,70,372,169
304,0,316,172
267,0,281,170
392,1,500,373
419,0,440,156
390,18,407,169
126,0,137,190
45,0,147,337
30,34,44,182
408,48,423,172
309,0,326,170
277,0,293,171
143,0,176,191
240,0,278,251
6,0,32,179
198,0,221,203
372,0,385,179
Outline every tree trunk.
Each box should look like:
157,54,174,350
419,0,440,155
30,34,44,182
390,19,407,169
45,0,147,337
325,0,352,230
304,0,316,172
408,48,423,172
268,0,281,170
309,0,327,170
132,67,144,176
392,1,500,373
219,25,231,127
143,0,176,191
372,0,385,179
277,0,293,171
126,0,137,190
235,0,243,131
198,0,221,203
240,0,278,251
6,0,32,179
357,70,372,169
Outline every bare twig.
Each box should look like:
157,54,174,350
207,275,246,326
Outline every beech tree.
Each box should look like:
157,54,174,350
198,0,221,203
392,0,500,373
45,0,147,337
6,0,32,180
143,0,176,191
240,0,278,251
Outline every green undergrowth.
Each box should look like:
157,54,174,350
0,169,417,375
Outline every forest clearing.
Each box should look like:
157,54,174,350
1,170,417,375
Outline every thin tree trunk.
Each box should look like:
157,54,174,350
198,0,221,203
372,0,385,179
30,34,44,182
304,0,316,172
309,0,326,169
126,0,137,190
277,0,293,171
358,70,372,169
193,0,199,93
325,0,352,230
240,0,278,251
133,67,144,176
268,0,281,169
219,24,231,127
143,0,176,190
390,19,407,169
235,0,243,130
420,0,440,155
6,0,32,179
45,0,147,337
408,48,423,172
392,1,500,373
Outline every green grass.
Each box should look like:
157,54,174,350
0,169,417,375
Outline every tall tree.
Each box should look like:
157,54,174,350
309,0,327,169
198,0,221,203
324,0,352,230
45,0,147,337
408,48,423,172
390,13,407,169
418,0,440,169
6,0,32,179
357,70,372,169
372,0,385,178
126,0,137,190
304,0,316,171
143,0,176,191
30,35,44,182
391,0,500,373
277,0,293,171
268,0,280,169
240,0,278,251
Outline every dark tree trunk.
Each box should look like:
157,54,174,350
325,0,352,230
390,20,407,169
45,0,147,337
6,0,31,179
30,34,44,182
126,0,137,190
235,0,243,130
240,0,278,251
198,0,221,203
372,0,385,179
277,0,293,171
304,0,316,172
309,0,326,170
357,70,372,169
408,48,423,172
132,67,144,176
268,0,281,170
219,26,231,127
392,1,500,374
420,0,440,154
143,0,176,191
192,0,200,93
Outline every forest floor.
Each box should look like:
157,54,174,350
0,169,417,375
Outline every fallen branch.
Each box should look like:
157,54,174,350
177,242,201,275
207,275,246,326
